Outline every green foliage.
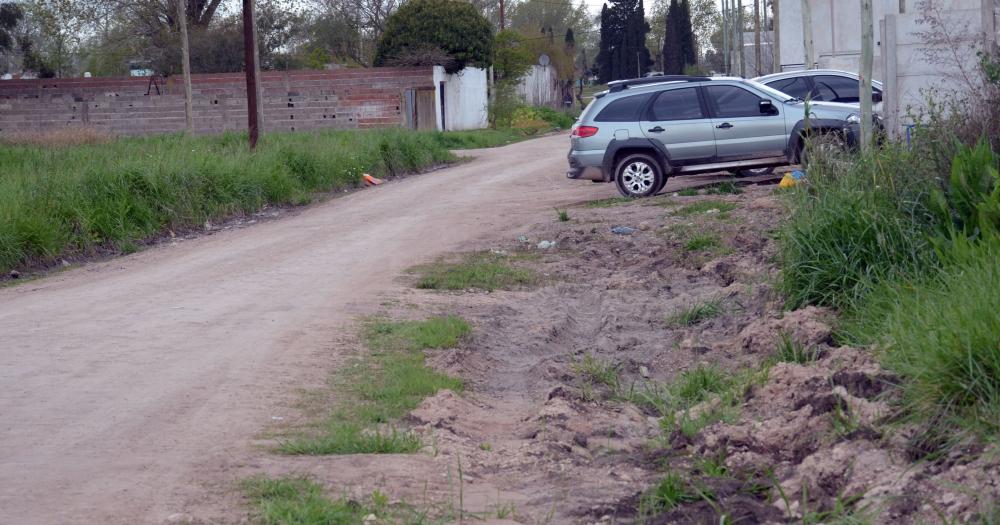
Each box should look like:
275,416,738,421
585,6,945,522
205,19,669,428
556,208,570,222
413,252,538,291
493,30,534,83
0,2,23,55
596,0,653,82
663,0,696,74
374,0,493,73
683,233,722,252
929,139,1000,239
572,353,622,392
705,181,742,195
278,317,466,455
0,129,461,275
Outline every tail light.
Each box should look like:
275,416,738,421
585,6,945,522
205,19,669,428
572,126,599,138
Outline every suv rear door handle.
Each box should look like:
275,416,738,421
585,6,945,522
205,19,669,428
716,122,734,129
648,126,665,133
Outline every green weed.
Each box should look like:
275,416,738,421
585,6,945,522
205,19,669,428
413,252,538,291
556,208,570,222
667,298,724,328
638,471,699,516
677,187,701,197
278,317,466,455
572,353,621,392
585,197,631,208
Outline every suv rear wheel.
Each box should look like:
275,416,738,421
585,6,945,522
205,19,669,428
614,153,664,198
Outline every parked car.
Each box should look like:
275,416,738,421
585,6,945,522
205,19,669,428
567,75,867,197
753,69,883,112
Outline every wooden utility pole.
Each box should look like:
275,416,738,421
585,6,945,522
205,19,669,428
722,0,730,74
754,0,761,76
242,0,260,149
177,0,193,133
499,0,505,31
773,0,781,72
737,0,746,77
860,0,874,147
801,0,815,69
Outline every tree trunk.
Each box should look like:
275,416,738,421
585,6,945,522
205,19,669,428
801,0,815,69
754,0,761,76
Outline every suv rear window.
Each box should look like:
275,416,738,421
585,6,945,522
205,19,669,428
594,93,653,122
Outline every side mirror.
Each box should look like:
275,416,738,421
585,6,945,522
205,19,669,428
759,99,778,115
872,91,883,103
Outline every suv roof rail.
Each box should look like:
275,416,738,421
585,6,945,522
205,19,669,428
607,75,711,93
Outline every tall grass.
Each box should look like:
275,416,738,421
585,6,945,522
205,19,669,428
779,119,1000,438
0,129,515,274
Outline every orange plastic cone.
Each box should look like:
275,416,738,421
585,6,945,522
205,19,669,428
363,174,384,186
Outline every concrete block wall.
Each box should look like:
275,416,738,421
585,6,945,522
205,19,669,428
0,68,435,136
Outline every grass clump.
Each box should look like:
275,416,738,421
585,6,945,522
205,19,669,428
667,297,724,327
638,471,700,516
278,316,467,455
683,233,722,252
414,252,538,291
555,208,570,222
431,129,531,149
573,353,621,391
677,187,700,197
673,200,738,217
242,476,371,525
0,128,478,275
774,332,821,364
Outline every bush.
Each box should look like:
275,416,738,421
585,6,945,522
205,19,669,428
373,0,493,74
0,129,458,274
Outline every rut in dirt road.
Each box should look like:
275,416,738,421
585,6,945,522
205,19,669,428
0,134,595,524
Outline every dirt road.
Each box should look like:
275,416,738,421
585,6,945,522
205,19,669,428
0,134,592,524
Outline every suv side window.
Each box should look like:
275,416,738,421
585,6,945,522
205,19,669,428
594,93,654,122
706,85,768,118
813,75,860,103
650,88,704,120
766,76,811,99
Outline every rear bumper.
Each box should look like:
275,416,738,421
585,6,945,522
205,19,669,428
567,149,607,181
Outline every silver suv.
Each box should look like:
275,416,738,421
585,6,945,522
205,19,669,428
567,75,865,197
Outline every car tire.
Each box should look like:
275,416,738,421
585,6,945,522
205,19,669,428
614,153,664,198
799,131,847,166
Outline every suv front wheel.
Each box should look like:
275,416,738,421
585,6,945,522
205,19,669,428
614,154,664,198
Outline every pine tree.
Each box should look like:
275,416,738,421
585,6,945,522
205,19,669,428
680,0,696,68
596,0,652,82
662,0,682,74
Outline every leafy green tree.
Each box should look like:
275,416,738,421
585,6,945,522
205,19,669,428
374,0,493,73
493,29,533,82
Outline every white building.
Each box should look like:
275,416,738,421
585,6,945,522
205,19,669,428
776,0,999,135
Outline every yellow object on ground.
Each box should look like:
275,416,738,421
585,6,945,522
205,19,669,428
779,173,797,188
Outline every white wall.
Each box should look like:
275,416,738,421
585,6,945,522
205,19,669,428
516,65,561,107
432,66,489,131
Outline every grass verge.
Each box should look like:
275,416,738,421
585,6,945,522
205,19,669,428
277,316,467,455
673,200,739,217
666,297,725,327
0,128,531,276
243,476,373,525
413,252,538,291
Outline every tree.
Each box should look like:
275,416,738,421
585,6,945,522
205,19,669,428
595,0,651,83
374,0,493,73
0,2,23,54
662,0,697,74
493,29,533,82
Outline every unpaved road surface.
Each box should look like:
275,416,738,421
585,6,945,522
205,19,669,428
0,133,777,524
0,134,585,524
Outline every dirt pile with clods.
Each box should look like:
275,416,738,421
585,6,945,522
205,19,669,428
272,183,999,524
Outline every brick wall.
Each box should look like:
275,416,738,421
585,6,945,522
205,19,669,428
0,67,435,136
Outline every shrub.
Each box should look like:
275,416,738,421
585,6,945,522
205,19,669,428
373,0,493,74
